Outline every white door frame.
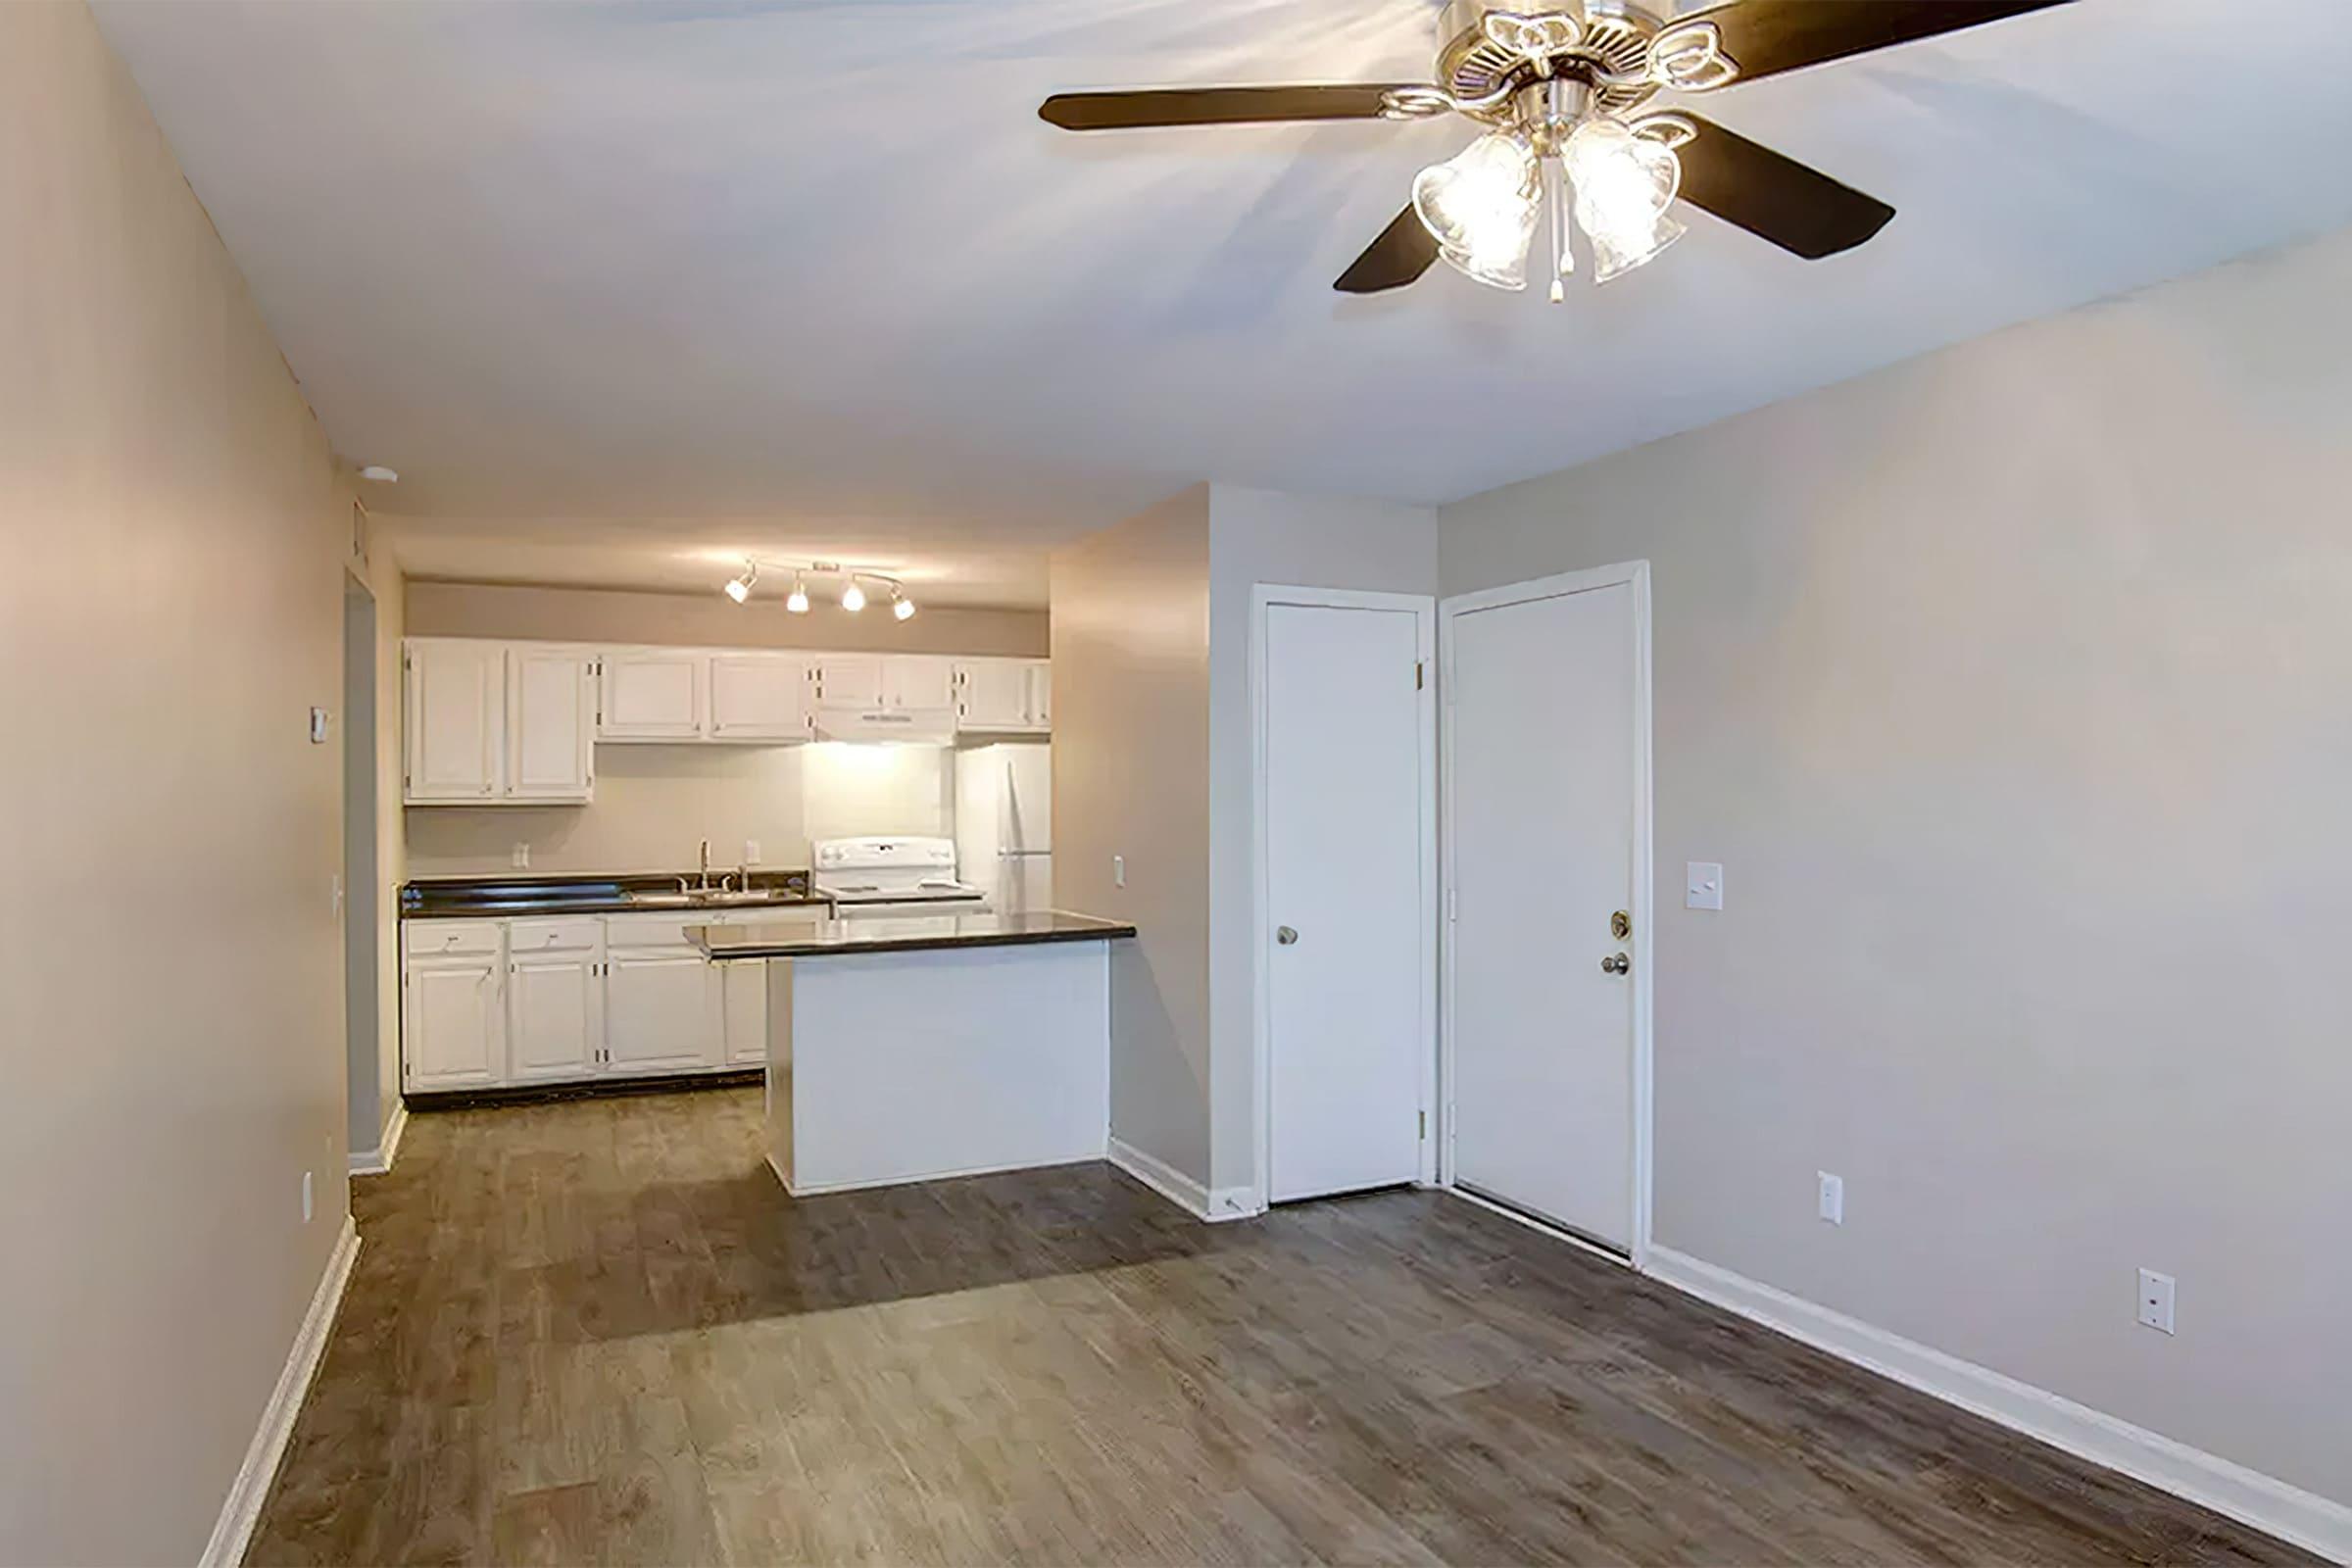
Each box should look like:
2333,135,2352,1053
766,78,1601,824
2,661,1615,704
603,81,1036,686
1251,584,1441,1211
1439,560,1654,1269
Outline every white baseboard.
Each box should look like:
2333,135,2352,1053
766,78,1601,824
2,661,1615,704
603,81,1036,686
1106,1137,1263,1223
347,1098,408,1176
1644,1246,2351,1564
201,1215,362,1568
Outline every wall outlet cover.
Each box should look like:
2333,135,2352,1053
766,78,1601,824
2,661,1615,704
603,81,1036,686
744,840,762,865
1113,855,1126,889
2137,1268,2177,1334
1817,1170,1843,1225
511,843,530,869
1687,861,1725,910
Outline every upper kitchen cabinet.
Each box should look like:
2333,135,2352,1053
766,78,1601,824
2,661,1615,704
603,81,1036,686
709,653,814,742
506,646,596,802
406,639,595,806
956,659,1052,734
811,655,885,711
599,648,705,741
405,639,504,801
884,655,957,711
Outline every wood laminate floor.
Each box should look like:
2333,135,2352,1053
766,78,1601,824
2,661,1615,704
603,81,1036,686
250,1088,2310,1566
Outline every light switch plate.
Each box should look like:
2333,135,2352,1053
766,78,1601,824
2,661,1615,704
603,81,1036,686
1113,855,1126,889
744,840,761,865
1817,1171,1843,1225
309,706,330,744
1687,861,1724,910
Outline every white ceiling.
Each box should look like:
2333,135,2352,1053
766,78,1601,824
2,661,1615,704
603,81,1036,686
95,0,2352,608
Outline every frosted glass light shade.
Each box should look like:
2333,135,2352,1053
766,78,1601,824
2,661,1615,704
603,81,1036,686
1565,117,1684,282
1412,132,1538,292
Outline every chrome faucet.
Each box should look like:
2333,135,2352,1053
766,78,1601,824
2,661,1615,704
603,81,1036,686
699,838,713,891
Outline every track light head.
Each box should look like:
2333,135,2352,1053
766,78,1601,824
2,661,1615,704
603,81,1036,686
840,580,867,613
785,573,809,614
892,588,916,620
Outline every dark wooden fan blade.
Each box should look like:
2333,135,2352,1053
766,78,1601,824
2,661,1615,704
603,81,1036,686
1039,84,1417,130
1674,114,1895,259
1674,0,2077,86
1334,206,1442,295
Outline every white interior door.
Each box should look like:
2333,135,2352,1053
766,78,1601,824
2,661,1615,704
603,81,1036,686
1263,598,1431,1203
1446,571,1643,1252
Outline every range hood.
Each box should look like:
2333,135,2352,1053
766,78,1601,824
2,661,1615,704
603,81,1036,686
811,704,956,747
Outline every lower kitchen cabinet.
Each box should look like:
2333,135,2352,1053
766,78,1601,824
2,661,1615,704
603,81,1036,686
406,956,506,1090
507,918,605,1082
604,949,722,1073
403,910,779,1093
722,958,767,1066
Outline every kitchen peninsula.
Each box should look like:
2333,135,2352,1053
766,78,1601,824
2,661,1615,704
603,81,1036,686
691,911,1135,1196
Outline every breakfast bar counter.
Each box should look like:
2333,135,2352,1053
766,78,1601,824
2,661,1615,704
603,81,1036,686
689,910,1134,1198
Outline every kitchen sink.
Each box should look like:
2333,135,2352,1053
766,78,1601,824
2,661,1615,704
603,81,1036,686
624,888,799,908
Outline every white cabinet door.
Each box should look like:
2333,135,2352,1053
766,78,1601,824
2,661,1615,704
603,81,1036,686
508,953,601,1081
506,647,596,801
709,654,812,742
1022,660,1052,731
885,656,956,710
405,640,504,802
956,660,1030,731
601,650,705,740
406,957,504,1089
722,958,768,1066
605,951,721,1073
813,655,886,711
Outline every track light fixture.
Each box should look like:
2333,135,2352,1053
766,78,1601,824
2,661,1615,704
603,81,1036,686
718,559,914,623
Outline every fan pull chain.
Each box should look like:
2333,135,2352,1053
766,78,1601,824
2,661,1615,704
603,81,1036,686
1545,154,1572,305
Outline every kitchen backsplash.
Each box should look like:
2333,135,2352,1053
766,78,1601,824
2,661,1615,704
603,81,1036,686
403,742,952,877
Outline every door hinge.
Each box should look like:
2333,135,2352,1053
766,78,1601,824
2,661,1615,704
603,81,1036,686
1419,1110,1427,1141
1446,888,1458,922
1415,661,1424,691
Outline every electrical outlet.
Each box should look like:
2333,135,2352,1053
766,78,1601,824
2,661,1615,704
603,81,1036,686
1113,855,1126,889
2137,1268,2176,1335
1817,1170,1843,1225
744,840,761,866
511,843,530,869
302,1170,315,1224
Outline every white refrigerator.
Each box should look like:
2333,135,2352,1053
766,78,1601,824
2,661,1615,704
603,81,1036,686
955,741,1052,913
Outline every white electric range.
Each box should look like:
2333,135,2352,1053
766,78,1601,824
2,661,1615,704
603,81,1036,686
811,836,988,919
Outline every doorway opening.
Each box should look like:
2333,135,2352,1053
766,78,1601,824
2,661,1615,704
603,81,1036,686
342,572,384,1168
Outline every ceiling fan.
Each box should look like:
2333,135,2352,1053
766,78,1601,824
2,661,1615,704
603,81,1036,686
1040,0,2076,302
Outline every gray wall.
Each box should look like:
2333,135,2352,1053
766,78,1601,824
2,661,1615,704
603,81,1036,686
1438,227,2352,1507
1,6,356,1557
1204,487,1439,1194
1052,487,1215,1185
406,578,1048,656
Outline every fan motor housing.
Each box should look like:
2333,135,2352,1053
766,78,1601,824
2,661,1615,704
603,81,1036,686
1435,0,1667,120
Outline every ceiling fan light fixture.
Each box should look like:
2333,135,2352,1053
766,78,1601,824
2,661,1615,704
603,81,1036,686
1413,131,1540,292
1564,116,1685,283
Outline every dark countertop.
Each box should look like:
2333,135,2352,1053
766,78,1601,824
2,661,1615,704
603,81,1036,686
689,909,1137,959
402,869,821,920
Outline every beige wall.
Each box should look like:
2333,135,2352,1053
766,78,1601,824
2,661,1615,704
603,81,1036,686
405,741,951,878
1203,487,1438,1193
1439,227,2352,1508
348,525,404,1159
404,578,1047,656
1,5,355,1560
1051,487,1214,1184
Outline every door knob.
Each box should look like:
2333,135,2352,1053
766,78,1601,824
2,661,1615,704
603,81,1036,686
1276,926,1298,946
1600,953,1630,975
